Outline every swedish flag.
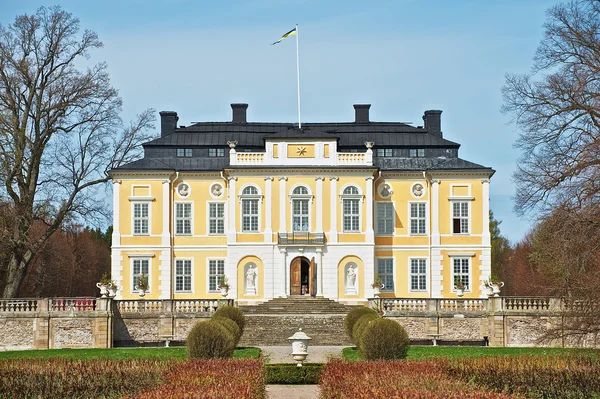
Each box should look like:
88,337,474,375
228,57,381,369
271,27,297,45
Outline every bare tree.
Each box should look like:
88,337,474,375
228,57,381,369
502,0,600,216
0,7,155,297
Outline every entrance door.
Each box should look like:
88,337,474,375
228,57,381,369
290,257,302,295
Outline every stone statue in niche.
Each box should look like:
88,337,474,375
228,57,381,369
346,264,357,295
178,183,190,197
245,264,258,295
412,183,424,197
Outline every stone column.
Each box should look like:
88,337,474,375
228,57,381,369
227,177,237,243
315,177,324,233
264,177,273,242
329,177,338,243
316,248,323,296
365,176,374,243
159,179,172,299
279,177,287,234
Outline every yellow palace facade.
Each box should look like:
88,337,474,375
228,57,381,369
109,104,494,303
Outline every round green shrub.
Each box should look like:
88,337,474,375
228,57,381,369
213,305,246,334
352,313,380,345
212,316,241,346
344,306,378,339
187,321,235,359
359,318,410,360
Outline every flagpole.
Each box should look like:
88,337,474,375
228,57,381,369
295,23,301,129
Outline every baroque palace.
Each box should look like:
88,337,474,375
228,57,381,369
109,104,494,303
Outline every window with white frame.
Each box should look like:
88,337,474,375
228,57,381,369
292,186,309,231
452,201,469,234
209,148,225,157
133,202,149,235
453,258,470,290
241,186,260,232
209,203,225,234
410,202,426,234
342,186,361,232
175,259,192,292
377,258,394,291
177,148,193,157
410,258,427,291
175,203,192,235
376,202,394,235
376,148,393,157
208,260,225,292
132,259,150,291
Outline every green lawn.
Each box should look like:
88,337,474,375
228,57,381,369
0,346,260,360
342,346,599,361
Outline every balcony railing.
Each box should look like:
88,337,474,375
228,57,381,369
278,232,325,246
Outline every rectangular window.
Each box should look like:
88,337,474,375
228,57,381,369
376,203,394,235
410,258,427,291
175,203,192,235
376,148,393,157
209,148,225,157
175,259,192,292
177,148,192,157
242,199,259,232
418,148,425,157
292,199,309,231
133,203,149,234
343,199,360,232
208,260,225,292
452,202,469,234
377,258,394,291
410,203,426,235
132,259,149,291
453,258,470,290
209,203,225,234
409,148,424,158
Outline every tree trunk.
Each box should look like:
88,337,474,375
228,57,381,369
3,251,32,298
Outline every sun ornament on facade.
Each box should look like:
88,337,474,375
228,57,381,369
296,146,307,156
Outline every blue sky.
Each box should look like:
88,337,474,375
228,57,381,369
1,0,557,242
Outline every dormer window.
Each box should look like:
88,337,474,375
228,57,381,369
209,148,225,157
409,148,425,158
177,148,193,157
376,148,393,157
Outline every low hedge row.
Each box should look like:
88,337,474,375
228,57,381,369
265,363,324,384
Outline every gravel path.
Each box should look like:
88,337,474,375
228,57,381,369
266,384,318,399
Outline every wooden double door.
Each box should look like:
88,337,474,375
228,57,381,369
290,256,316,295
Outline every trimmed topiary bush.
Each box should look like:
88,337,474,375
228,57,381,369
352,313,380,345
359,318,410,360
187,321,235,359
213,306,246,334
344,306,378,339
212,316,241,347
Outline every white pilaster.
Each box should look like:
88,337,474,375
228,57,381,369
161,179,170,246
227,177,237,243
329,177,338,243
316,248,323,296
159,179,172,299
111,180,121,247
431,179,440,246
279,177,287,233
264,177,273,242
482,179,491,246
315,177,324,232
365,176,375,243
281,248,288,297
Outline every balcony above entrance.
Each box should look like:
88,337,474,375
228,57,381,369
277,232,325,246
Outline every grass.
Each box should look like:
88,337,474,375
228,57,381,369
342,346,599,361
0,347,261,360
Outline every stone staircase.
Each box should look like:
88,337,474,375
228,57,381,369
238,297,355,346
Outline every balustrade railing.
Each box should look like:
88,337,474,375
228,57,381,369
115,299,232,314
383,299,429,313
0,299,38,313
503,297,552,312
439,299,487,312
337,152,366,163
51,298,97,312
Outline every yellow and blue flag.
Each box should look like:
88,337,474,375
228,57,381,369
271,27,297,45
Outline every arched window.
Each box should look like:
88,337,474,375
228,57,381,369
342,185,361,232
240,186,260,232
291,185,310,231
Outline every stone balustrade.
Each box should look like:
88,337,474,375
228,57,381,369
116,299,230,314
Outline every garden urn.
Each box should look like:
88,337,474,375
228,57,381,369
220,286,229,297
455,288,464,298
96,283,108,298
288,328,312,367
492,282,504,297
107,285,118,298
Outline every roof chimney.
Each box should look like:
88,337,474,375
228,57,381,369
231,103,248,123
159,111,178,137
423,110,442,137
354,104,371,123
